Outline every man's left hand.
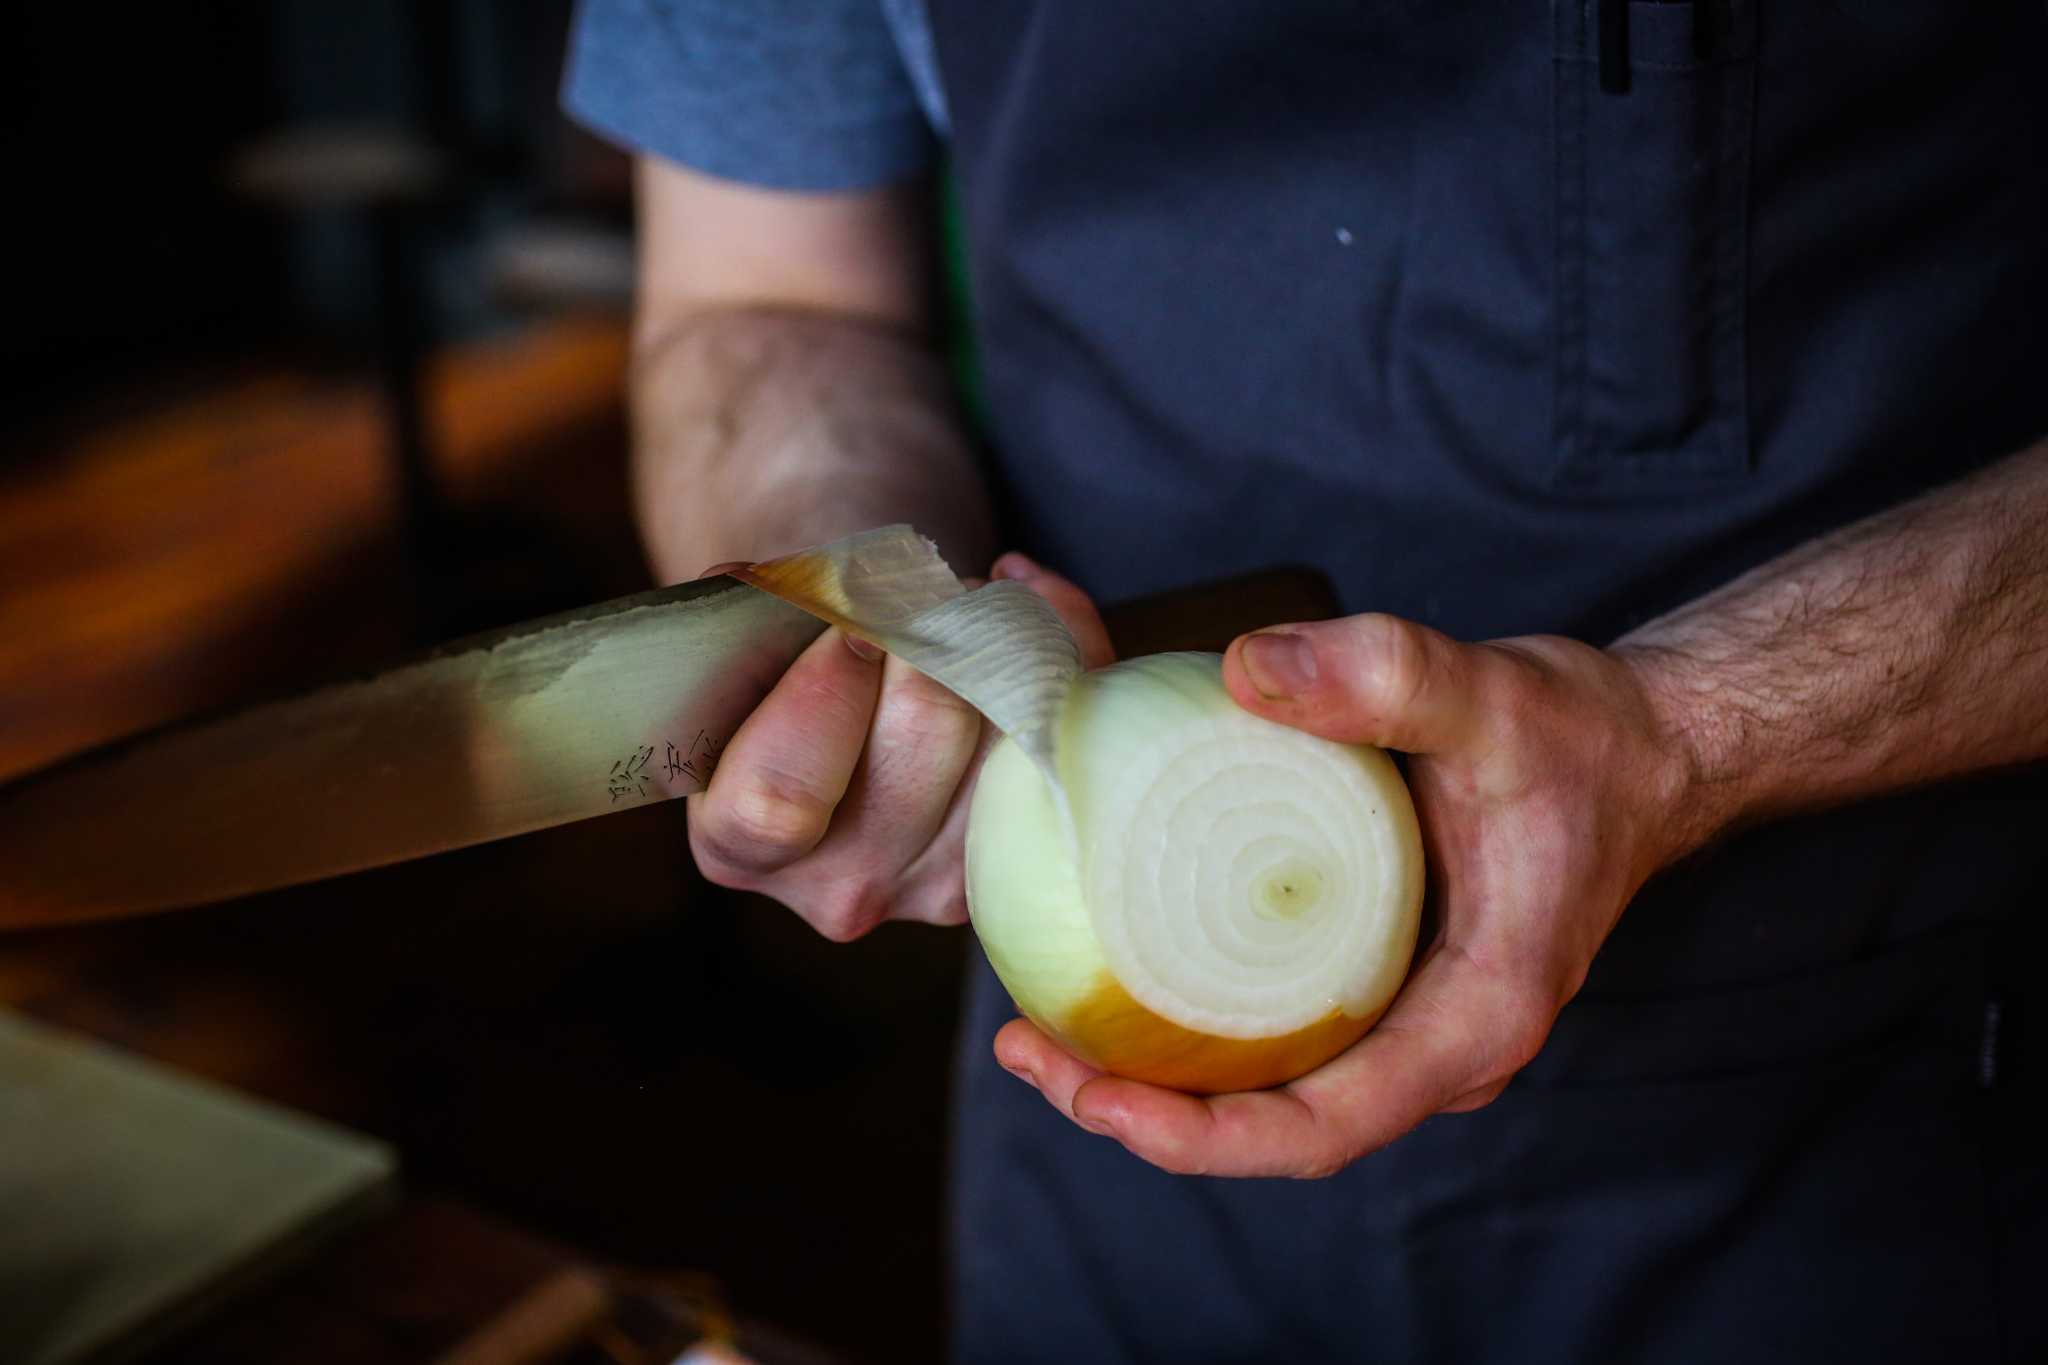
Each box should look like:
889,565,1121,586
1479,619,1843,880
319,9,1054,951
993,613,1706,1178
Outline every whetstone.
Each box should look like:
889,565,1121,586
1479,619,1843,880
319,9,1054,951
0,1010,397,1365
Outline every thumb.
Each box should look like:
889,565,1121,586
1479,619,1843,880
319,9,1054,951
1222,613,1484,754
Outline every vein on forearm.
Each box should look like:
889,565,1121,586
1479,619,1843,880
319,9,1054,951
1616,440,2048,844
629,306,995,581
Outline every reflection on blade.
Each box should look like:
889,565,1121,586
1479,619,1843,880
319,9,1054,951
0,576,824,926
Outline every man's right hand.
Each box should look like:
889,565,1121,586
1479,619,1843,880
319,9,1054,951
627,151,1051,936
688,553,1115,941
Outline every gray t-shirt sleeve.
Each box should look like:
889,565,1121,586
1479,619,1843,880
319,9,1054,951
561,0,936,191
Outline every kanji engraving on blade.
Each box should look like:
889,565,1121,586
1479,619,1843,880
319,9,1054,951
607,745,656,802
671,730,721,783
607,733,722,802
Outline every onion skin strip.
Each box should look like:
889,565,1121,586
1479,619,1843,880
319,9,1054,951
732,524,964,644
737,525,1082,788
1028,973,1385,1096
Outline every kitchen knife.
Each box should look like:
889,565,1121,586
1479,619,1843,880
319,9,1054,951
0,524,1338,929
0,569,826,926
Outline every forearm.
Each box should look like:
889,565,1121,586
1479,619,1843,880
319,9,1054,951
629,306,996,582
1618,438,2048,856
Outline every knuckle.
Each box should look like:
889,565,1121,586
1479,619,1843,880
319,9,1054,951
1153,1146,1208,1178
701,778,834,873
688,821,763,891
806,882,887,943
811,909,875,944
1132,1126,1207,1177
1497,985,1557,1074
692,854,757,893
1368,613,1433,712
1294,1147,1351,1181
875,676,982,755
1356,613,1434,712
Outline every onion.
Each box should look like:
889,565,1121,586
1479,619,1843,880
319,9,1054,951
966,651,1421,1092
740,528,1424,1093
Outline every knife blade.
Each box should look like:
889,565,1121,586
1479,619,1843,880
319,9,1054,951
0,574,826,926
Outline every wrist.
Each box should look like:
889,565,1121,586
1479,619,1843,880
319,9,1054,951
640,474,994,586
628,307,995,582
1610,640,1756,862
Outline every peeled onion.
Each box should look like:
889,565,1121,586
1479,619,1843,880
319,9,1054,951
966,652,1421,1092
740,528,1425,1094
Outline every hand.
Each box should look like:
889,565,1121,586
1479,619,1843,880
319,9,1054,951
689,553,1114,941
994,613,1704,1177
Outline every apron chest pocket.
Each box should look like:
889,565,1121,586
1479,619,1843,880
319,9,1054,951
1551,0,1756,488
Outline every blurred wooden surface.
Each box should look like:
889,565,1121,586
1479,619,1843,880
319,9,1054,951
152,1198,587,1365
0,316,634,783
0,319,1336,1363
149,1196,846,1365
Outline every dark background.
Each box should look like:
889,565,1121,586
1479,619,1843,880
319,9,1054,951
1,4,969,1362
6,0,616,425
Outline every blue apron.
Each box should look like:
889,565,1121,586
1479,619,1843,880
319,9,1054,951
925,3,2048,1360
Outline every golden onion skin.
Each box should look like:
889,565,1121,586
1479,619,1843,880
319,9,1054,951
1035,974,1382,1095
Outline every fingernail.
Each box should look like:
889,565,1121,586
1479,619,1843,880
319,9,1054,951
1000,1061,1040,1091
1241,631,1317,699
842,632,884,664
696,560,751,580
992,552,1042,582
